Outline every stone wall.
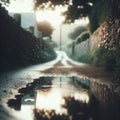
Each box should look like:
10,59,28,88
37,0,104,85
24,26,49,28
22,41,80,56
74,39,90,56
89,16,120,69
90,17,120,52
64,39,90,59
65,16,120,66
73,16,120,56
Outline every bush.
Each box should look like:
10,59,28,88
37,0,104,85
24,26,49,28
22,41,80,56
76,31,90,44
0,5,56,69
92,46,116,71
77,52,92,64
89,0,113,33
68,26,87,40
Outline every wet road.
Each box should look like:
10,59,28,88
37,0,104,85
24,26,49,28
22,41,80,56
5,76,120,120
0,51,120,120
41,51,114,81
0,51,118,102
7,77,91,120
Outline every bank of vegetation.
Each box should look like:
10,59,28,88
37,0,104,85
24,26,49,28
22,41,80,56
90,0,120,70
0,4,56,70
65,0,120,71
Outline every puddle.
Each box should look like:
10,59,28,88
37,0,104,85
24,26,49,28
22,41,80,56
7,77,120,120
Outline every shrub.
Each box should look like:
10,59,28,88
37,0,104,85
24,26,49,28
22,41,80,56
92,46,116,71
77,52,92,64
76,31,90,44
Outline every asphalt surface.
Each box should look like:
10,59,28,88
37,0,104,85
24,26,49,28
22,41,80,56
0,51,120,120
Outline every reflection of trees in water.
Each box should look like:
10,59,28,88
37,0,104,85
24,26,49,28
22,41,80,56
34,109,69,120
63,96,89,120
34,95,89,120
63,96,88,114
7,77,53,110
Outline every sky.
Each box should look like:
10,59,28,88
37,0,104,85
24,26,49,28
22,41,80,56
52,20,89,46
4,0,34,13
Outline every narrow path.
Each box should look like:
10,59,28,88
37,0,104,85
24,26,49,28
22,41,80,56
41,51,115,82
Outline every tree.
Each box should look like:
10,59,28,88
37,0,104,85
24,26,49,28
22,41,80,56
0,3,56,68
35,0,96,23
37,21,54,37
68,26,87,40
2,0,119,32
89,0,120,33
0,0,10,5
34,0,69,9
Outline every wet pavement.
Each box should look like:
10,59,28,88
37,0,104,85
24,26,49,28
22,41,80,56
7,77,120,120
0,51,120,120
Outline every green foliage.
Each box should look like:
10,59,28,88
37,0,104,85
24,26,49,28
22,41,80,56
66,50,92,64
114,46,120,69
77,52,92,64
35,0,96,23
66,42,73,48
76,31,90,44
0,0,10,5
89,4,99,33
15,38,56,65
0,5,56,69
63,42,73,57
68,26,87,40
92,46,117,71
35,0,69,9
89,0,120,33
1,0,119,26
65,41,92,64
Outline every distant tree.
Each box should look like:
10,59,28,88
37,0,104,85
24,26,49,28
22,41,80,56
37,21,54,37
34,0,69,9
0,0,10,5
76,31,90,44
68,26,87,40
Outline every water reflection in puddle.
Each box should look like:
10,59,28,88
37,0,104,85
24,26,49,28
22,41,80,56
7,77,120,120
35,88,89,115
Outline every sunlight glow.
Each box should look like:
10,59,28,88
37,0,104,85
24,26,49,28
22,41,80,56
35,88,90,114
69,0,73,5
35,89,67,114
35,6,67,27
4,0,34,13
74,92,90,103
74,17,89,25
88,2,93,6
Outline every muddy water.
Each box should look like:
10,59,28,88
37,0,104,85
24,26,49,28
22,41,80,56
7,77,120,120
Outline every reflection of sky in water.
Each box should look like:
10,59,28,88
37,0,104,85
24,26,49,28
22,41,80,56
8,77,90,120
7,77,120,120
35,89,67,114
12,105,34,120
35,88,89,115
